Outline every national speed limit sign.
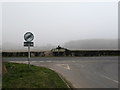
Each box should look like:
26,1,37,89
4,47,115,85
24,32,34,42
23,32,34,69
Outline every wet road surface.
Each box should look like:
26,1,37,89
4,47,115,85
3,56,118,88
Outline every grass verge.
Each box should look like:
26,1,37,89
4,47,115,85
2,62,70,89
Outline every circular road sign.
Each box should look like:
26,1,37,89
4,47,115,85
24,32,34,42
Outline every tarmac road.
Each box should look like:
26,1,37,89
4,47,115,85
3,56,119,88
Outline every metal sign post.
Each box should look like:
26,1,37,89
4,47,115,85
28,44,30,69
24,32,34,69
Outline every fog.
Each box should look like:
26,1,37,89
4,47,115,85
64,39,118,50
2,2,118,51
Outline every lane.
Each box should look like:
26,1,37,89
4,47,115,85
2,56,118,61
3,56,118,88
68,61,118,88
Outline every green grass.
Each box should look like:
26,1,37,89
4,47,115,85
2,62,69,89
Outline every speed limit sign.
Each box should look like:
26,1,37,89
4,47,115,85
24,32,34,42
23,32,34,69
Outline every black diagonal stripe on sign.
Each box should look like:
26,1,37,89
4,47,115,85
26,34,32,40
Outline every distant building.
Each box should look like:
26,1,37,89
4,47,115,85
51,45,71,56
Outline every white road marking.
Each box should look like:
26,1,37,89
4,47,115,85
31,61,45,63
78,60,118,63
9,61,57,63
9,61,28,64
56,64,71,70
47,61,52,62
72,61,75,62
101,75,119,84
39,61,44,62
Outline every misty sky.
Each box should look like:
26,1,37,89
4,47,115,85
2,2,118,47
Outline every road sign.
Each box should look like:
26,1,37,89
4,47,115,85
23,32,34,69
24,42,34,47
24,32,34,42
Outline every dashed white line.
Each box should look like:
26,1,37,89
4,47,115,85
9,61,28,64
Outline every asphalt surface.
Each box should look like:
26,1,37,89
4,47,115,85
3,56,119,88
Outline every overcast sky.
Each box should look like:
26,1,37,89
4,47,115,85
2,2,118,47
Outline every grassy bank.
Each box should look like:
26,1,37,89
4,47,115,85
2,62,69,89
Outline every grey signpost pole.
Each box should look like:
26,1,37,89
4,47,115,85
28,44,30,69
